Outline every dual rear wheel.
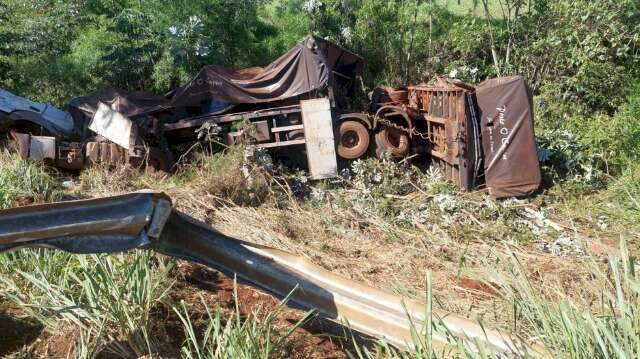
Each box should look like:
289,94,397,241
336,120,411,160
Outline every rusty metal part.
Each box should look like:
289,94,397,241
407,85,480,191
9,130,30,159
371,87,409,108
385,88,409,104
337,120,370,160
375,127,410,158
0,192,543,355
55,142,85,170
337,113,373,130
85,141,130,167
374,105,414,134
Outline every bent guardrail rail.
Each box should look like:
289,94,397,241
0,191,545,356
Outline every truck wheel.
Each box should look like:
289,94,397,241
375,127,410,158
337,120,370,160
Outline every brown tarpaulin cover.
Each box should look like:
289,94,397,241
169,36,362,106
69,36,362,117
69,88,170,118
475,76,541,198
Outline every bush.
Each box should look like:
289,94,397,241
180,146,272,207
612,164,640,218
515,0,640,114
537,80,640,180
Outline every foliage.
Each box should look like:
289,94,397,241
1,1,640,356
512,0,640,114
0,245,308,358
0,0,638,118
537,82,640,179
612,164,640,218
0,154,59,208
496,242,640,358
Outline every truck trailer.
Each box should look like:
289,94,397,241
1,36,540,197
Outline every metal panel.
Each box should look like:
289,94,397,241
86,142,100,164
300,98,338,179
0,88,75,135
89,102,133,149
408,86,477,191
29,136,56,160
0,192,544,356
10,131,30,159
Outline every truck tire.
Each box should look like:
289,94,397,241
375,127,410,158
337,120,370,160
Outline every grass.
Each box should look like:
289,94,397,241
503,244,640,358
1,150,639,357
0,153,59,208
174,287,309,359
436,0,509,17
0,251,174,357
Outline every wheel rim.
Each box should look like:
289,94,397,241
341,130,360,148
387,129,403,148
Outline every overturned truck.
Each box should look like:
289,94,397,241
0,87,171,172
0,36,540,197
391,76,542,198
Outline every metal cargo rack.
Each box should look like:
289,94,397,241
408,85,481,191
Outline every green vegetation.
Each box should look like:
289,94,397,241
0,154,59,208
1,139,639,356
1,0,640,357
0,250,307,358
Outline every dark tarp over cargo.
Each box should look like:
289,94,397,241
475,76,541,198
168,36,363,107
69,88,170,118
68,36,362,118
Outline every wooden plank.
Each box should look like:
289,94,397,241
257,139,306,148
300,98,338,179
271,124,304,133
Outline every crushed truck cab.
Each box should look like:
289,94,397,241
0,88,77,138
0,88,170,172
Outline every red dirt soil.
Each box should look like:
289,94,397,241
0,261,348,358
172,262,348,359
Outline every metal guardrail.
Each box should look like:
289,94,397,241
0,192,545,355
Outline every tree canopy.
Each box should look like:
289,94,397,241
0,0,638,118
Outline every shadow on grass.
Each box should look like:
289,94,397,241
0,310,44,356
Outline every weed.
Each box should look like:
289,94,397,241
178,146,272,206
173,283,309,359
612,164,640,218
0,154,59,208
0,251,174,357
494,241,640,357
